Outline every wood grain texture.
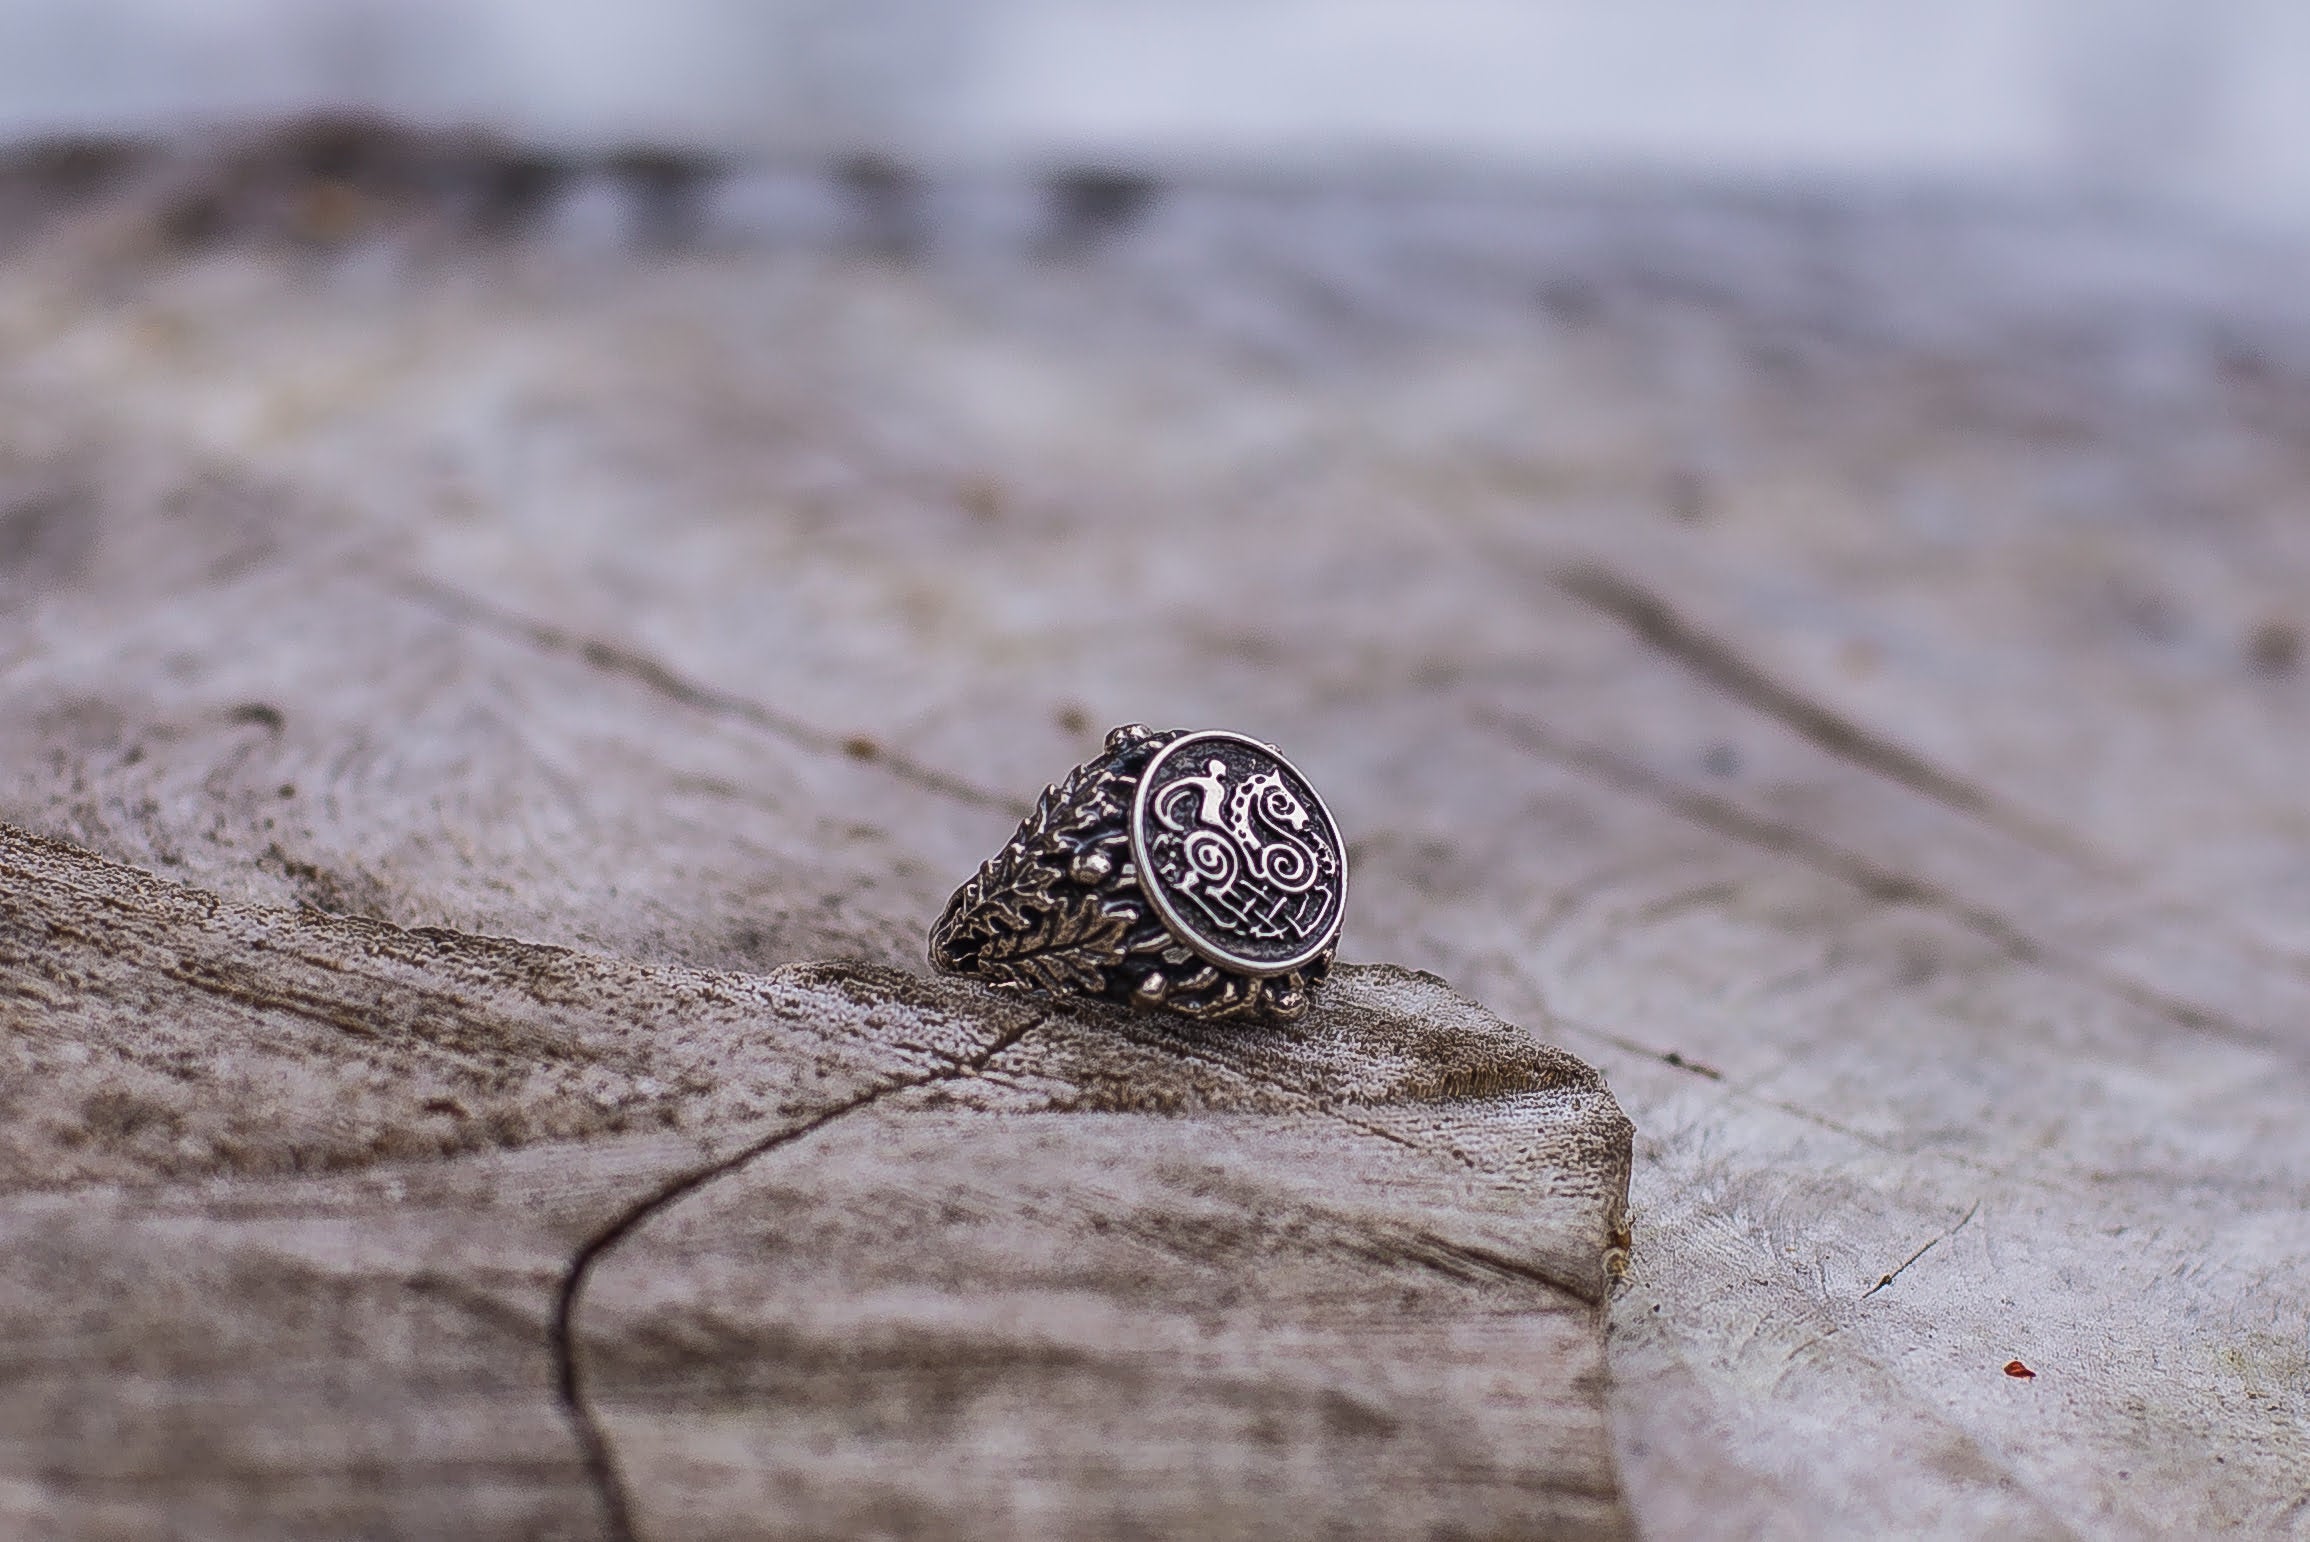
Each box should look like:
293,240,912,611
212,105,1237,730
1,823,1630,1541
4,127,2310,1536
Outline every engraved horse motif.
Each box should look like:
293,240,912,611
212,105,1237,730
1148,757,1336,946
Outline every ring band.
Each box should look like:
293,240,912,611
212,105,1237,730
930,725,1347,1021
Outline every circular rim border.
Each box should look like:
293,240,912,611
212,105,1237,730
1129,730,1348,978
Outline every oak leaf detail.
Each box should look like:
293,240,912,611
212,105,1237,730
972,892,1132,995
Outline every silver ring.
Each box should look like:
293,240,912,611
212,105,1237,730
930,724,1347,1021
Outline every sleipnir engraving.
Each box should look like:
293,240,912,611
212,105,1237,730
931,725,1340,1020
1147,757,1338,947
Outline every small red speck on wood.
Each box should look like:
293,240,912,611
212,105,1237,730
2004,1360,2035,1379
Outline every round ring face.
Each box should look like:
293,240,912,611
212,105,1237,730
1129,731,1347,977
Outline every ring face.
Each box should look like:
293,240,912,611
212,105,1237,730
1130,732,1346,977
928,724,1344,1022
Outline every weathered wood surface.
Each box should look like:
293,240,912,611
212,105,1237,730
2,822,1627,1539
4,130,2310,1537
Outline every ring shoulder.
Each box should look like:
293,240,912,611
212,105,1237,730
928,725,1168,979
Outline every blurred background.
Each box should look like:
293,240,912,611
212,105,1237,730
3,0,2309,232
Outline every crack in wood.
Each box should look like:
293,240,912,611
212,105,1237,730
1863,1200,1981,1299
1533,1004,2007,1178
393,573,1027,820
1554,563,2103,868
1390,1228,1602,1307
548,1014,1040,1542
1478,707,2288,1060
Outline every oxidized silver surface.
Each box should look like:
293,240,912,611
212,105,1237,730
930,725,1346,1021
